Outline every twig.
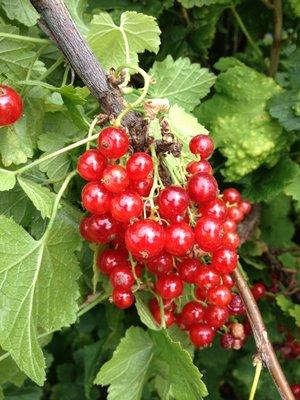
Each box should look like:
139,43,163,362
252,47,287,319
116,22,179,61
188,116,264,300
269,0,282,78
260,0,275,10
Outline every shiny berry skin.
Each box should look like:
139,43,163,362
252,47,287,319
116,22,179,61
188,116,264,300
79,216,93,241
164,222,194,256
110,265,135,289
201,198,228,222
212,248,238,273
239,200,252,215
208,284,232,306
222,273,235,289
0,85,23,126
189,324,215,347
223,188,241,204
153,308,175,327
188,173,218,204
155,274,183,300
223,219,237,233
166,212,189,225
223,231,240,250
181,301,205,327
146,252,173,275
186,160,213,175
129,177,153,197
194,266,221,288
149,298,175,314
97,249,128,275
102,165,129,193
228,294,245,315
195,216,224,252
195,287,208,301
157,186,189,218
81,182,112,214
110,191,143,222
98,126,129,159
77,149,107,181
178,258,202,283
189,134,214,159
291,384,300,399
220,333,235,349
251,283,266,300
88,213,121,243
227,206,244,223
112,288,134,309
125,219,165,259
205,304,229,328
126,152,153,180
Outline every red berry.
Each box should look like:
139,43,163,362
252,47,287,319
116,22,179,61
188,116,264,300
186,160,213,175
189,134,214,159
201,198,228,222
195,216,224,252
220,333,235,349
227,206,244,223
195,287,208,301
79,215,94,241
177,258,202,283
239,200,252,215
77,149,107,181
181,301,205,327
125,219,165,259
110,191,143,222
126,152,153,180
223,231,240,250
97,248,128,275
189,324,215,347
223,219,237,233
0,85,23,126
165,222,194,256
153,308,175,327
166,212,189,224
98,126,129,159
212,248,238,273
81,182,112,214
188,173,218,204
194,266,221,288
129,177,153,197
110,265,135,289
228,294,245,315
205,304,229,328
157,186,189,218
208,284,232,306
155,274,183,299
222,273,235,289
243,319,252,336
149,298,175,314
146,252,173,275
102,165,129,193
251,283,266,300
112,288,134,309
223,188,241,204
134,263,143,278
88,213,121,243
291,384,300,399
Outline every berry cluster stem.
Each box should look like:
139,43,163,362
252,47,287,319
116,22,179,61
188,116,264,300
249,360,263,400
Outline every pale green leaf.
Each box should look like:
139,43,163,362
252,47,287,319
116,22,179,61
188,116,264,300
0,168,16,191
0,184,35,225
284,168,300,201
289,305,300,327
64,0,89,34
0,348,25,386
1,0,38,26
149,56,215,111
0,216,81,385
276,294,293,313
87,11,161,70
134,293,160,331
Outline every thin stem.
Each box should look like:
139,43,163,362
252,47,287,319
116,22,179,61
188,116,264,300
249,361,263,400
61,65,70,87
0,32,50,44
77,292,109,317
39,56,64,81
86,116,99,150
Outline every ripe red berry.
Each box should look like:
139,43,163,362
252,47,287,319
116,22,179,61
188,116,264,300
166,212,189,225
205,304,229,328
227,206,244,223
149,298,175,314
180,301,205,327
152,308,175,327
0,85,23,126
239,200,252,215
79,215,93,241
81,182,112,214
212,248,238,273
126,152,153,180
98,126,129,159
146,252,173,275
164,222,194,256
194,266,221,288
88,213,121,243
189,324,215,347
177,258,202,283
223,231,240,250
112,288,134,309
97,248,128,275
220,333,235,349
155,274,183,299
188,173,218,204
110,265,135,289
223,188,241,204
102,165,129,193
208,284,232,306
201,198,227,222
110,191,143,222
77,149,107,181
194,216,224,252
186,160,213,175
195,287,208,301
251,283,266,300
189,134,214,159
222,273,235,289
228,294,245,315
125,219,165,259
129,177,153,197
157,186,189,218
291,384,300,399
223,219,237,233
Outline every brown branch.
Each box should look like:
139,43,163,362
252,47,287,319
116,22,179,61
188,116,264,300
269,0,283,78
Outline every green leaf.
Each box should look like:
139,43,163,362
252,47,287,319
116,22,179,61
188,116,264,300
268,89,300,131
284,168,300,201
0,348,25,386
0,168,16,191
57,85,90,105
288,0,300,17
177,0,229,8
1,0,38,26
149,56,215,111
17,177,56,219
0,216,81,385
87,11,161,70
3,381,43,400
95,327,153,400
134,293,160,331
65,0,89,34
289,305,300,327
276,295,300,327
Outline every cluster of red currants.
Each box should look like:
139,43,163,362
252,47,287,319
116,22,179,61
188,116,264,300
78,126,253,348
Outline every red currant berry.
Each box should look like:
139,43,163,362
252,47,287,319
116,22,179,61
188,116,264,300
110,265,135,289
81,182,112,214
112,288,134,309
146,252,173,275
189,324,215,348
223,188,241,204
194,266,221,288
222,273,235,289
102,165,129,193
223,219,237,233
88,214,121,243
134,263,143,278
164,222,194,256
251,283,266,300
291,384,300,399
195,216,224,252
189,134,214,159
129,177,153,197
228,294,245,315
220,333,235,349
110,191,143,222
125,219,165,259
177,258,202,283
152,308,175,327
0,85,23,126
126,152,153,180
227,206,244,223
243,319,252,336
97,248,128,275
98,126,129,159
201,198,228,222
155,274,183,300
223,231,240,250
77,149,107,181
157,186,189,218
79,215,93,241
212,248,238,273
188,173,218,204
229,322,246,340
208,284,232,306
195,287,208,301
149,298,175,313
205,304,229,328
186,160,213,175
239,200,252,215
166,212,189,225
181,301,205,327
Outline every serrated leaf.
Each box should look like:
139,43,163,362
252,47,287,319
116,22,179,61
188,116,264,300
0,215,81,385
284,168,300,201
178,0,229,7
17,177,56,219
149,56,215,111
0,348,25,386
57,85,90,105
0,168,16,191
87,11,161,70
1,0,38,26
95,327,153,400
268,89,300,131
276,294,293,313
65,0,89,34
134,293,160,331
289,305,300,327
